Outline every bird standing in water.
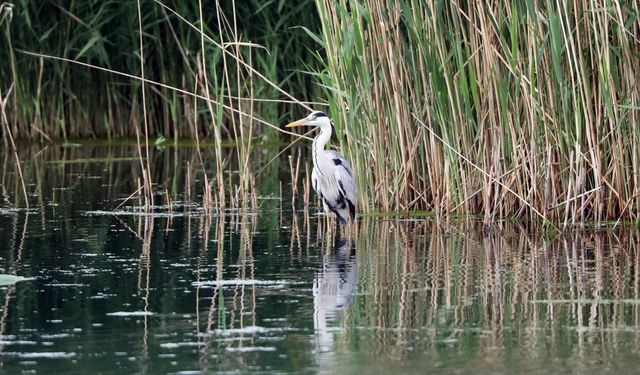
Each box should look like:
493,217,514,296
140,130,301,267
286,111,356,227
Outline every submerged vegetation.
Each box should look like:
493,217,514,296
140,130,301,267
1,1,639,224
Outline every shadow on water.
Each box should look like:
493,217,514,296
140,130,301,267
0,145,638,373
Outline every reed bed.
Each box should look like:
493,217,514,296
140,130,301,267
316,0,639,225
2,1,639,224
1,1,322,211
0,0,321,140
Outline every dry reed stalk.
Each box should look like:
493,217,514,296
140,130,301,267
202,179,212,217
211,1,259,210
165,188,173,214
288,153,302,206
135,0,153,210
136,177,143,207
112,184,145,212
414,114,554,228
190,72,214,215
1,2,17,138
240,63,253,204
185,161,192,203
151,0,313,112
199,0,225,213
250,174,258,211
0,84,28,208
303,162,311,209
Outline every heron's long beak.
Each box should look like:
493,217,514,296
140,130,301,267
285,118,310,128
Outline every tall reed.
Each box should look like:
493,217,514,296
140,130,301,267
315,0,639,225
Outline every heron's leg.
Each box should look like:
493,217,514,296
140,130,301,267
324,212,333,237
321,201,337,238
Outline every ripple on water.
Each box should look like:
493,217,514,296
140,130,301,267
160,342,204,349
225,346,277,352
0,340,38,346
0,352,76,359
192,279,288,288
208,326,299,337
106,311,155,317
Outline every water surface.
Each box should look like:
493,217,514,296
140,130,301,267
0,145,638,374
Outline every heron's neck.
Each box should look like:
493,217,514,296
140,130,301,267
313,123,332,154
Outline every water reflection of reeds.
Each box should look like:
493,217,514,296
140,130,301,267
336,220,640,370
0,144,282,214
0,210,29,361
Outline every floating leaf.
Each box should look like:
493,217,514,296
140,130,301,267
0,274,31,287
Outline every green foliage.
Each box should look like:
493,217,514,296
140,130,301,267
0,0,323,140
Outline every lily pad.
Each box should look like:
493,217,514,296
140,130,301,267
0,274,31,286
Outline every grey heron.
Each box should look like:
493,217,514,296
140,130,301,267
286,111,356,226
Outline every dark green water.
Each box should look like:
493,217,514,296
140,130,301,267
0,145,639,374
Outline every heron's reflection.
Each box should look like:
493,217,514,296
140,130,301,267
313,237,357,352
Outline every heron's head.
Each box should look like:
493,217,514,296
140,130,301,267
285,111,330,128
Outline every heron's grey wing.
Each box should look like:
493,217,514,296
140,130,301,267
326,151,356,220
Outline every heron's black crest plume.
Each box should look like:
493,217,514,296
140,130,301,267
312,111,327,118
